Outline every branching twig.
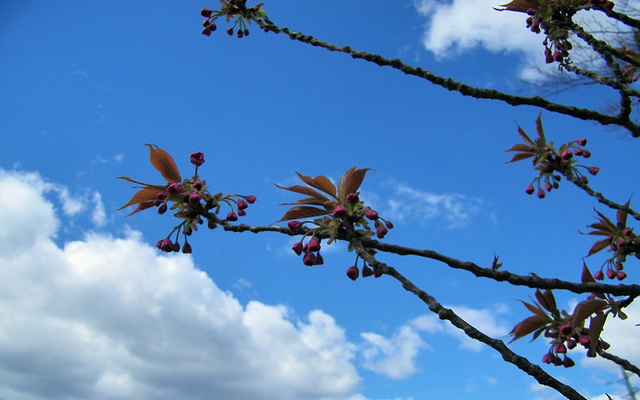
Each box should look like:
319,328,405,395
249,16,640,137
597,349,640,377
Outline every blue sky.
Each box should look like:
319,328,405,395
1,1,639,400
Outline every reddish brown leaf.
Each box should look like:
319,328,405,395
587,238,610,257
535,289,557,315
595,210,616,230
516,125,535,146
279,197,329,206
581,261,596,284
506,144,533,152
495,0,538,12
519,300,546,318
337,166,372,200
275,184,331,201
588,313,607,352
118,187,164,216
617,199,631,228
572,299,608,326
535,113,546,143
337,166,356,201
295,172,337,199
509,315,549,342
505,152,535,164
145,144,182,183
279,206,330,221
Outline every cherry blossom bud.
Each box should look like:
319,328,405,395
576,138,587,146
385,220,394,229
567,339,577,349
622,228,632,236
376,225,388,239
362,265,374,277
525,185,535,195
202,27,212,36
237,29,244,38
563,357,575,368
561,150,573,160
237,199,248,210
545,182,552,192
606,269,616,279
559,324,572,336
288,221,302,234
333,205,347,218
190,152,205,167
303,252,316,266
574,148,583,156
314,254,324,265
307,237,321,252
542,353,554,364
615,263,624,270
347,193,359,204
292,241,303,256
245,195,257,204
226,211,238,221
237,209,246,216
587,166,599,175
189,191,202,205
581,150,591,158
537,189,546,199
193,180,203,191
156,239,173,252
346,266,359,281
617,271,627,280
579,335,590,346
182,241,192,254
158,203,167,214
226,27,233,36
594,270,604,280
167,183,183,194
554,343,567,354
201,8,213,17
365,209,379,220
172,241,180,252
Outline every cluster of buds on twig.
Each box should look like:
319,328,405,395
510,277,623,368
201,1,267,38
498,0,615,66
584,203,638,280
118,144,256,254
506,115,599,199
277,166,392,279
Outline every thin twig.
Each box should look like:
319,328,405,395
597,349,640,377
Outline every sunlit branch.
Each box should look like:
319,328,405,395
597,349,640,377
599,8,640,30
249,16,640,137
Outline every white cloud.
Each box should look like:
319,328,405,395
91,191,107,227
360,326,427,379
383,182,482,228
412,0,636,81
0,169,364,400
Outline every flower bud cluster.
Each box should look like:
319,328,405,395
593,227,638,281
524,138,599,199
201,1,268,38
152,151,256,254
542,322,609,367
345,249,382,281
290,231,325,267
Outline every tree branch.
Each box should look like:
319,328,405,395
597,349,640,377
249,16,640,137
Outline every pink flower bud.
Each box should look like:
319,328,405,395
201,7,213,17
365,209,379,220
245,195,257,204
237,199,248,210
292,242,303,256
182,242,192,254
158,203,168,214
576,138,587,146
307,238,321,252
579,335,590,346
237,29,244,38
346,266,359,281
525,185,535,195
615,263,624,270
559,324,572,336
563,357,575,368
303,252,316,266
542,353,554,364
167,183,184,194
385,220,394,229
226,212,238,221
537,189,546,199
202,27,212,36
288,221,302,234
581,150,591,158
362,265,374,277
226,27,234,36
566,339,577,349
333,205,347,218
189,191,202,205
594,270,604,280
622,228,632,236
554,343,567,354
617,271,627,280
561,150,573,160
156,239,173,252
587,166,599,176
314,254,324,265
347,193,359,204
376,225,388,239
574,148,583,156
193,180,203,191
606,269,616,279
190,152,205,167
237,209,246,216
545,182,552,192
